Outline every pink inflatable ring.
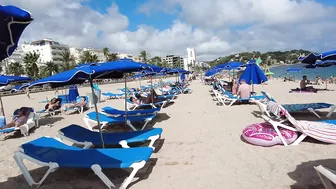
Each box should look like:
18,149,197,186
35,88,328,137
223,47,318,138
242,122,298,147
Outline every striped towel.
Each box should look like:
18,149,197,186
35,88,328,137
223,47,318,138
267,101,287,118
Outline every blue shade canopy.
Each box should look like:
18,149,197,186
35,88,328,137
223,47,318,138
319,50,336,60
25,60,150,88
205,68,223,77
239,63,267,85
0,5,33,61
0,75,31,86
27,67,93,88
286,68,301,73
216,61,244,69
305,60,336,68
299,53,318,64
167,68,190,74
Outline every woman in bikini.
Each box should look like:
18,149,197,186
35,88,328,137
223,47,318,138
0,108,29,130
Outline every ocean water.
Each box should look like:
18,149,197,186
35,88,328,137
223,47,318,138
270,64,336,80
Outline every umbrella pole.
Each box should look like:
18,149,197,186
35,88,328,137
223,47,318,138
0,95,5,117
151,76,153,103
326,68,328,90
89,78,105,148
124,75,127,129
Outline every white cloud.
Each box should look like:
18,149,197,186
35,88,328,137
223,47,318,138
3,0,336,61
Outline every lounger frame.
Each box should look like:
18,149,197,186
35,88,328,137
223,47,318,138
83,115,153,131
57,131,160,150
14,147,146,189
315,165,336,189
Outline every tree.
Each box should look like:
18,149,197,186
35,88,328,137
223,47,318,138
150,56,162,65
103,47,109,61
23,52,39,78
108,53,119,61
41,61,59,77
8,62,25,76
60,49,75,71
139,50,149,63
80,51,99,63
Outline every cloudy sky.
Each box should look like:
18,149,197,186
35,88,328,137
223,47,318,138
5,0,336,60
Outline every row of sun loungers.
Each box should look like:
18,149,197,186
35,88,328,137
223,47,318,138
11,80,192,188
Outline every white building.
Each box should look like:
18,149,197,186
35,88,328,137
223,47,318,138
21,38,69,65
83,48,105,62
0,48,25,73
69,47,84,63
184,48,197,70
116,53,133,60
164,55,183,68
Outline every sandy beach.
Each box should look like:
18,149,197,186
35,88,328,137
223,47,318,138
0,78,336,189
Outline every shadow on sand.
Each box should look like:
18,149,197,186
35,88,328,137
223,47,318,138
288,159,336,189
0,158,158,189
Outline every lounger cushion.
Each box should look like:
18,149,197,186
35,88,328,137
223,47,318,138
282,103,332,112
101,107,160,116
59,124,163,145
21,137,153,168
86,112,155,123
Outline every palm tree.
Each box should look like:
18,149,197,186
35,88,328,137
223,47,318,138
108,53,119,61
41,61,59,77
139,50,149,62
150,56,161,65
80,51,99,63
60,49,75,71
23,52,39,78
103,47,109,61
8,62,25,76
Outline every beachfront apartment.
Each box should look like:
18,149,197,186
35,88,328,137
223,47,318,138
164,55,184,68
21,38,69,65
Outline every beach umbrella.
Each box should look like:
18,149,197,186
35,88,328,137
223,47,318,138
0,75,31,116
0,5,33,61
265,71,274,76
205,68,223,77
286,68,301,81
239,63,268,92
23,61,151,148
319,50,336,61
299,53,319,64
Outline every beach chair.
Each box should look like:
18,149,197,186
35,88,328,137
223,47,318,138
57,124,162,149
215,88,264,107
63,96,89,114
260,101,336,146
84,112,155,131
101,107,160,117
101,92,124,100
14,136,153,189
256,91,336,119
0,108,36,136
126,98,168,110
315,165,336,189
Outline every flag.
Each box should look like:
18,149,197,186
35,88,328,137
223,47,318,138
256,57,262,65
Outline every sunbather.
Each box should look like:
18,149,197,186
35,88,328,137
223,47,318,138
130,89,164,105
300,75,317,92
44,97,62,111
232,78,238,95
0,107,29,130
64,96,86,109
237,79,250,103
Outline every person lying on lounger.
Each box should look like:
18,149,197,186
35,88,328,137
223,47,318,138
130,89,164,105
300,76,317,92
0,107,29,130
64,97,86,109
45,97,62,111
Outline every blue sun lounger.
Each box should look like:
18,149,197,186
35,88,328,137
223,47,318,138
101,107,160,116
216,88,265,107
57,124,163,149
261,91,336,118
14,136,153,189
84,112,155,131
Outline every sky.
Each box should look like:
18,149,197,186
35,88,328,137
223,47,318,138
4,0,336,61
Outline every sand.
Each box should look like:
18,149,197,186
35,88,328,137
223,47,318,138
0,78,336,189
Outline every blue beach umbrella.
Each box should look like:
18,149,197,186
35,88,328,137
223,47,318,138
205,68,223,77
239,63,268,91
286,68,301,73
0,5,33,61
319,50,336,61
0,75,31,116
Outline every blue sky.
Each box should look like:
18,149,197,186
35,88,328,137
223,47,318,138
82,0,177,31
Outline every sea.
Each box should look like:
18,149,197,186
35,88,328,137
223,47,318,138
270,64,336,80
